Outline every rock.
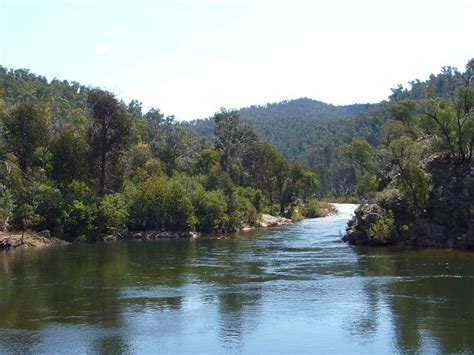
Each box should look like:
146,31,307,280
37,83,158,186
344,203,384,245
257,214,292,228
0,232,67,250
125,230,200,240
343,156,473,250
241,224,254,232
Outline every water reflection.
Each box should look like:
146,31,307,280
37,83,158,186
1,204,474,353
352,246,474,354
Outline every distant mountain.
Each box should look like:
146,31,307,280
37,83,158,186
181,98,383,195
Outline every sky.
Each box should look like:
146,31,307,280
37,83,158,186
0,0,472,120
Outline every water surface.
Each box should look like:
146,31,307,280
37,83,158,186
1,204,474,354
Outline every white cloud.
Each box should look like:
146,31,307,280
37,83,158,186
95,42,112,55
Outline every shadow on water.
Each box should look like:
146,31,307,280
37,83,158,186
0,239,265,353
350,245,474,353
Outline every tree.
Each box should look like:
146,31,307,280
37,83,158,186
2,103,51,173
387,137,431,213
420,61,473,163
213,109,257,175
87,89,132,195
243,141,290,214
337,139,376,174
288,162,319,202
51,125,88,187
144,108,174,141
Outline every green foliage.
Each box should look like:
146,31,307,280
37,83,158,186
5,60,470,244
302,198,336,218
289,207,304,222
367,211,395,245
337,139,376,174
51,126,88,187
213,109,257,176
193,189,228,233
196,148,221,175
396,163,431,213
355,174,379,197
229,188,259,226
63,181,98,240
13,182,64,234
97,193,130,236
0,188,14,231
183,99,381,196
2,103,51,172
87,89,133,195
243,141,290,213
130,176,196,231
374,188,402,207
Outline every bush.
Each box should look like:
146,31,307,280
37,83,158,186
130,176,196,231
290,207,304,222
13,182,64,235
0,188,14,231
63,181,98,240
303,198,336,218
230,188,259,226
97,193,130,237
367,211,395,245
396,164,431,213
374,187,402,207
356,174,378,197
164,179,196,231
193,189,228,233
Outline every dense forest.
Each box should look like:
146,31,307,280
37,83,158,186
0,59,472,246
0,67,326,242
343,61,473,248
184,60,473,248
182,98,389,196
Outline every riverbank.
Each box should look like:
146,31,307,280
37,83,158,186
0,204,343,251
0,213,293,251
0,232,68,250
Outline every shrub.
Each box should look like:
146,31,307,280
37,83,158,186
164,179,196,231
303,198,336,218
193,189,228,233
230,188,259,226
396,164,431,213
13,182,64,235
374,188,402,207
290,207,304,222
356,174,378,197
97,193,130,237
130,176,196,231
0,188,14,231
367,211,395,245
63,181,98,240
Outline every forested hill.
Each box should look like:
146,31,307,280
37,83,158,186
0,66,328,243
182,64,469,197
181,98,381,196
182,98,368,141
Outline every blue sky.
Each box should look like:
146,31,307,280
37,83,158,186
0,0,472,119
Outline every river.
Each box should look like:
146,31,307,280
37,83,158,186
0,204,473,354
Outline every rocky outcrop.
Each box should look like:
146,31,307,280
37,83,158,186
257,214,292,228
343,157,474,249
343,203,384,245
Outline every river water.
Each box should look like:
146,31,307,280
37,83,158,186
0,204,473,354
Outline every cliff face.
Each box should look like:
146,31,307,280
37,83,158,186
343,157,474,249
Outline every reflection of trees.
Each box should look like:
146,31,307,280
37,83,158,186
352,246,474,353
0,237,264,352
192,239,264,350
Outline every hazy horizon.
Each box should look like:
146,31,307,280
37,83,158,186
1,0,472,119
